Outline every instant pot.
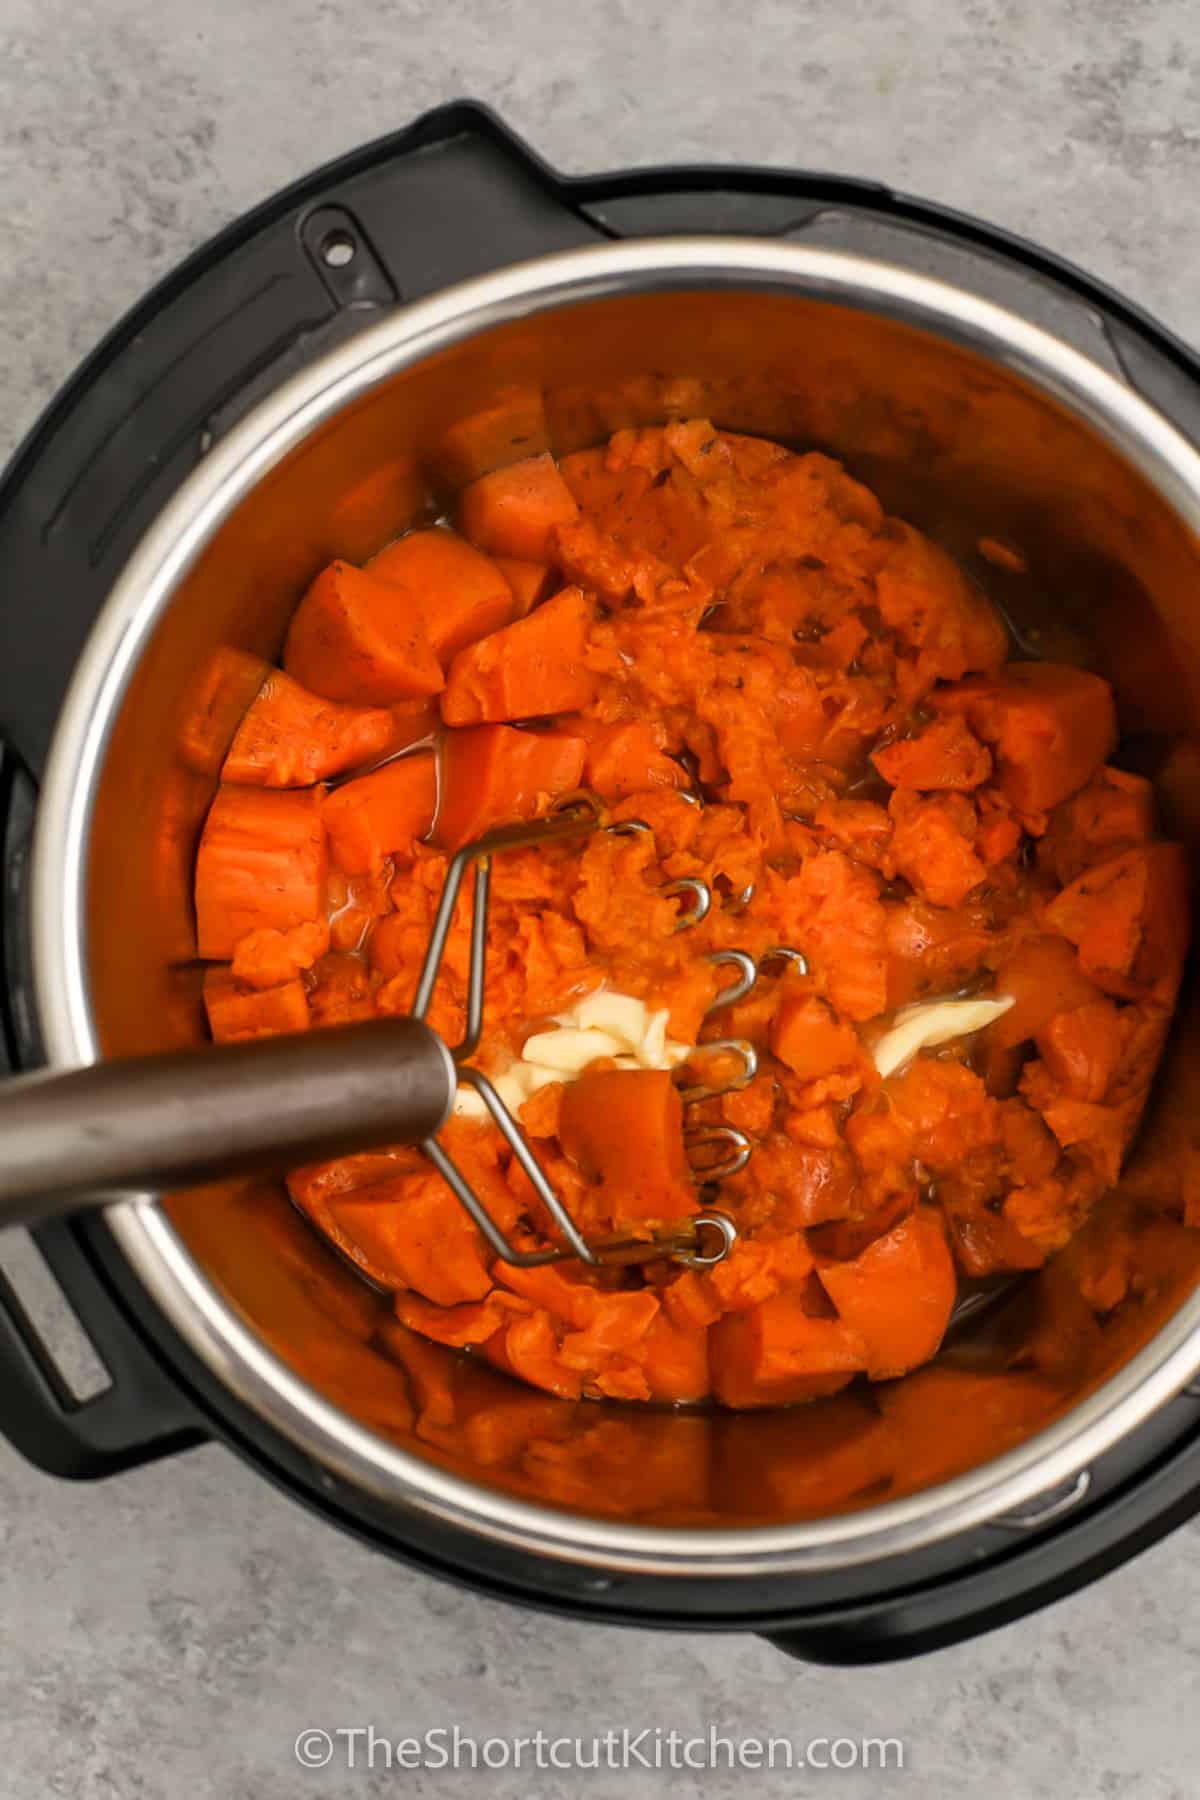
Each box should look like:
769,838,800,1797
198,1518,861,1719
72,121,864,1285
5,101,1200,1663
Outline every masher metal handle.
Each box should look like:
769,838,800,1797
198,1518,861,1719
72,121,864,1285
0,1017,455,1232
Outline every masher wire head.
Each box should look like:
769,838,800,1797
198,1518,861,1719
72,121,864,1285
410,793,804,1270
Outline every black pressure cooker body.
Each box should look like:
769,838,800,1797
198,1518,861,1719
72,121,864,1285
3,102,1200,1663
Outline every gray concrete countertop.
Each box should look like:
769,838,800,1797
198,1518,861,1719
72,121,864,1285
3,1,1200,1793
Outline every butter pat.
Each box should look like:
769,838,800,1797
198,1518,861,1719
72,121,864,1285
521,1026,627,1072
567,990,651,1051
451,983,694,1120
451,1060,566,1120
872,994,1015,1080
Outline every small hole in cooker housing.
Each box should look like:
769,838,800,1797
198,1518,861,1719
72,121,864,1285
320,229,357,269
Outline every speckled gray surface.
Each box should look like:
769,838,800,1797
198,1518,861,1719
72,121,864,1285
4,0,1200,1794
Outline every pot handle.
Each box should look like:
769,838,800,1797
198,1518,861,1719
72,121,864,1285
0,1217,208,1478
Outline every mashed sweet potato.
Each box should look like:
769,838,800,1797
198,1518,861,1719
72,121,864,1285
195,423,1188,1409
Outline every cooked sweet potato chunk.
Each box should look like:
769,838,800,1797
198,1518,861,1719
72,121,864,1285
285,561,444,704
195,786,326,960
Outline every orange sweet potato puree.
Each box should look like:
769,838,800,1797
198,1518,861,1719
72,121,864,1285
194,423,1189,1411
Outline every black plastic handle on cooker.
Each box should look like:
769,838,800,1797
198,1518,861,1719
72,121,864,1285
0,1016,454,1232
0,1219,208,1480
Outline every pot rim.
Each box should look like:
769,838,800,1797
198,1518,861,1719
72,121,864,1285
31,236,1200,1577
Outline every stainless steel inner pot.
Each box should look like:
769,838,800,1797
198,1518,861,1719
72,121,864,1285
30,239,1200,1579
